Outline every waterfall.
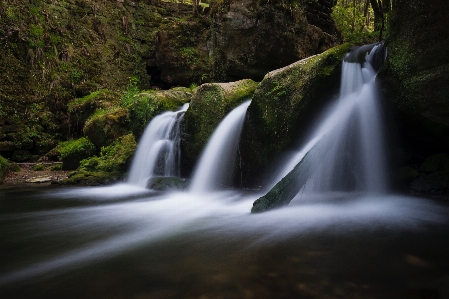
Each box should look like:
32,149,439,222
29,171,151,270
190,100,251,193
127,103,189,187
271,43,388,194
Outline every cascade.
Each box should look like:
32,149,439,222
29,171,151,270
270,43,388,195
190,100,251,192
127,103,189,187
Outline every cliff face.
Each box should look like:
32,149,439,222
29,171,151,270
377,0,449,194
0,0,167,160
379,0,449,154
154,0,342,85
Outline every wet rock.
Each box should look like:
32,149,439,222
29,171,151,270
378,0,449,154
240,44,350,187
410,170,449,195
26,176,52,183
147,176,190,191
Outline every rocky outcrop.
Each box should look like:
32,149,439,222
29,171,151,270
379,0,449,154
153,0,341,86
239,44,350,188
181,79,258,174
209,0,340,81
376,0,449,194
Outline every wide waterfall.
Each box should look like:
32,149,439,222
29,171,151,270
190,100,251,192
268,43,388,196
127,103,189,187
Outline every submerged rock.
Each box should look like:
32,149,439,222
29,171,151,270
181,79,258,175
147,177,190,191
240,44,350,187
252,150,313,213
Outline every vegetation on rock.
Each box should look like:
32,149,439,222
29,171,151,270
58,137,96,170
62,133,137,185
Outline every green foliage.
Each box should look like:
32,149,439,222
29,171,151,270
50,164,62,171
332,0,378,44
64,134,137,185
33,163,45,171
0,155,9,182
121,77,141,108
59,137,96,159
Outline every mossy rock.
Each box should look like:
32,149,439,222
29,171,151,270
378,0,449,154
127,89,193,138
61,134,137,185
147,176,190,191
410,171,449,195
240,43,350,187
419,153,449,174
68,89,121,135
83,108,130,150
59,137,97,170
181,79,258,174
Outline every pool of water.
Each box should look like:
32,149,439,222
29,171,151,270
1,185,449,299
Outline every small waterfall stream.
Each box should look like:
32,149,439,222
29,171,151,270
190,100,251,192
127,103,189,187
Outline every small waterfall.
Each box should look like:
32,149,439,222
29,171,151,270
271,43,388,194
128,103,189,187
190,100,251,193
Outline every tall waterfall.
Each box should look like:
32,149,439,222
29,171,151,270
190,100,251,192
127,103,189,187
271,43,388,194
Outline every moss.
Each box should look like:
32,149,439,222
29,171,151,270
68,89,121,135
33,164,46,171
61,133,137,185
0,155,9,183
59,137,96,170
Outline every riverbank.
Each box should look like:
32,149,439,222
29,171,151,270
2,163,70,186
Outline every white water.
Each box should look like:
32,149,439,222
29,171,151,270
1,187,447,287
127,103,189,187
190,100,251,193
269,44,388,194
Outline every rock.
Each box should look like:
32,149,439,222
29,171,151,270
251,149,314,213
83,108,130,150
240,44,350,187
410,170,449,195
147,176,190,191
59,137,97,170
210,0,341,81
11,150,32,162
419,153,449,173
26,176,52,183
181,79,258,174
153,0,341,86
68,89,121,137
378,0,449,154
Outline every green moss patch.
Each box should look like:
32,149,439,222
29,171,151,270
62,133,137,185
0,155,9,182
